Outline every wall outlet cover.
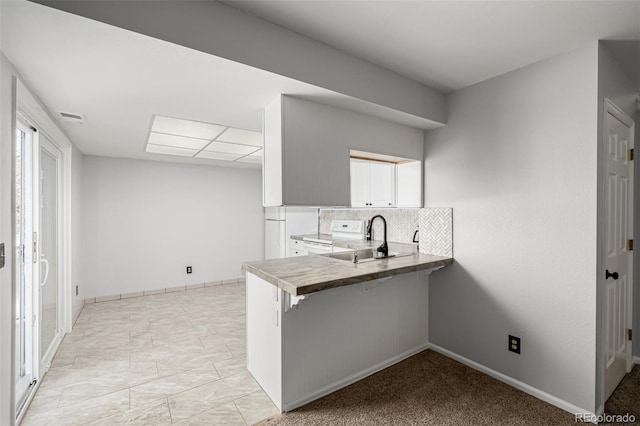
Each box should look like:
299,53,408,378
186,266,193,274
509,335,521,354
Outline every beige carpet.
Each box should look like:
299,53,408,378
261,350,637,426
605,364,640,423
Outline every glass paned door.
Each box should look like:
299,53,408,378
39,136,61,363
15,121,34,409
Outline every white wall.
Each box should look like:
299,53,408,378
596,42,639,409
82,156,263,298
0,52,17,426
424,44,599,413
71,144,84,322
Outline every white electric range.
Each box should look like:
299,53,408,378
291,220,365,256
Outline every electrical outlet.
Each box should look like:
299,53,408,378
508,335,521,354
186,266,192,274
76,285,79,296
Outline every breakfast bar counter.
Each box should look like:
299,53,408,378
243,247,452,413
242,249,452,296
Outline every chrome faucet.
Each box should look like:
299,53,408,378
366,215,388,257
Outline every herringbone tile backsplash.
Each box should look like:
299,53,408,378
319,208,453,257
418,208,453,257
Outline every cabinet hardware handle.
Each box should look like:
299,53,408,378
605,270,619,280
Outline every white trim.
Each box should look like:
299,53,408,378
634,356,640,365
428,344,595,418
15,374,42,426
604,98,635,128
283,342,430,412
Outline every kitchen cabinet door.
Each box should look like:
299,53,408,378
368,161,395,207
396,161,422,207
350,159,395,207
350,159,369,207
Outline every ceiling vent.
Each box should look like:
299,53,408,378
57,111,86,124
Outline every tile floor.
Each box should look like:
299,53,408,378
21,282,279,425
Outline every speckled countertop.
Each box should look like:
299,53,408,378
243,240,452,296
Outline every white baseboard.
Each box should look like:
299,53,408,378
634,356,640,365
84,277,244,304
283,342,430,412
428,344,595,419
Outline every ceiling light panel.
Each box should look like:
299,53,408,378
152,115,226,140
217,128,263,146
146,144,198,157
203,141,260,155
148,132,210,150
195,151,243,161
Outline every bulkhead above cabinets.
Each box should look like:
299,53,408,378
263,95,424,208
350,150,422,208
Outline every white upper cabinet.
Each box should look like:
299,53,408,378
350,159,396,207
396,161,422,207
350,159,369,207
263,95,424,207
350,156,422,208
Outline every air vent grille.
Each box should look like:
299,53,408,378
57,111,86,124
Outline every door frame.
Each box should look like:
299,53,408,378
14,118,36,411
15,78,73,334
597,98,635,412
37,135,65,371
13,78,74,422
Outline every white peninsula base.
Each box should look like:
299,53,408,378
246,268,439,412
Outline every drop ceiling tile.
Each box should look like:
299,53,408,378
217,128,263,147
195,151,242,161
152,115,226,140
148,132,210,150
202,141,259,155
236,155,262,164
146,144,198,157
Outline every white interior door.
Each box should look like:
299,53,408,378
603,108,634,400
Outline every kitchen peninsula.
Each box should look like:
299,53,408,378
243,247,452,412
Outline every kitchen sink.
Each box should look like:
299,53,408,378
327,248,415,263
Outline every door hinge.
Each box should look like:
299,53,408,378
627,239,634,251
627,329,632,341
628,148,634,161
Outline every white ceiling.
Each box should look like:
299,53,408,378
225,0,640,92
2,1,639,167
0,1,359,168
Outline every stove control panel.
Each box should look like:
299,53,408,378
330,220,365,238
